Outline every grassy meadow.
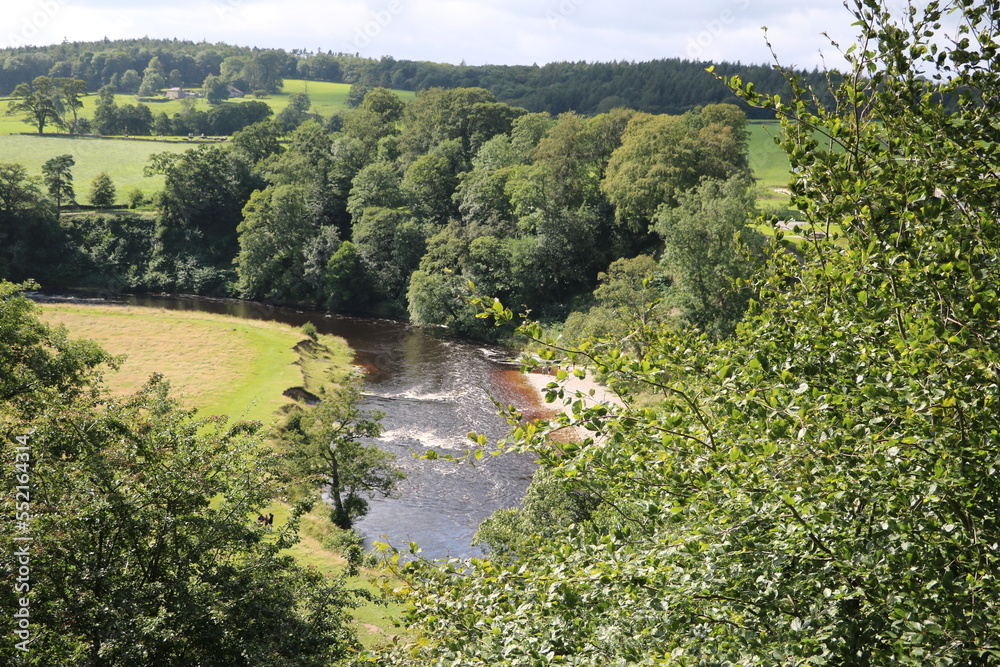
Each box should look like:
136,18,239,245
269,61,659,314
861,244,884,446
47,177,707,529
0,134,191,198
38,303,349,422
0,78,416,201
748,120,793,208
0,78,414,135
38,302,405,646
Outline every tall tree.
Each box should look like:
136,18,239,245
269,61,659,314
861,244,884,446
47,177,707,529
280,380,403,529
41,154,75,209
55,78,87,133
202,73,229,104
7,76,65,134
655,175,767,338
0,166,54,282
235,184,317,301
157,144,259,262
88,171,116,208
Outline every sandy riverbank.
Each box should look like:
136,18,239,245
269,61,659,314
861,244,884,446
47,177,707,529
520,368,624,419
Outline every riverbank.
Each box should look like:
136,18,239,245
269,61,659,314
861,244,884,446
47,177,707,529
520,367,625,442
40,303,355,423
37,303,405,646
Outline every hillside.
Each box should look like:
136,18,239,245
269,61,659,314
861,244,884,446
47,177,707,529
0,37,829,118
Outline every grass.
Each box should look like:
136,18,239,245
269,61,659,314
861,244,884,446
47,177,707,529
38,303,406,646
0,78,416,200
748,120,794,210
39,303,332,423
0,134,192,199
0,78,415,135
748,121,791,190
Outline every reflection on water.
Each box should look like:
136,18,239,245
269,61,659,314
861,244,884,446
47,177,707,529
50,293,543,560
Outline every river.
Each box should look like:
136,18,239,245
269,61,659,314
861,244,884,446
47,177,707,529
52,293,543,560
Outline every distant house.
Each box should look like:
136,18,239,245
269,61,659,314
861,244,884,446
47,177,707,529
165,87,190,99
227,84,244,98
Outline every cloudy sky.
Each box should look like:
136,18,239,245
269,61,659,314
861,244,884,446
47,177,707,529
2,0,885,69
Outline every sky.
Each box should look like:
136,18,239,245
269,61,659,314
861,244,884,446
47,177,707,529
0,0,888,70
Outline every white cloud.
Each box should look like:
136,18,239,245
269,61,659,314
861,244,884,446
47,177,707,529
1,0,869,70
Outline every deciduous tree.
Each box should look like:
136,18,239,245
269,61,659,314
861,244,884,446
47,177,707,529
88,171,116,208
7,76,65,134
281,380,403,529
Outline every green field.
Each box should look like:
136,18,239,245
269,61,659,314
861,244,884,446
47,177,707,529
0,78,415,135
39,303,354,422
0,78,416,201
748,121,791,189
0,134,192,199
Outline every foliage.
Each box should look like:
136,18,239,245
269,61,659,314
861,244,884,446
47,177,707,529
601,103,750,231
6,76,68,134
157,144,259,265
230,120,284,163
472,466,600,562
88,171,116,208
323,241,371,312
279,379,403,529
559,254,672,353
0,281,111,408
377,2,1000,665
352,207,426,312
655,175,768,339
0,164,62,284
235,184,319,301
301,320,319,341
0,283,367,666
202,73,229,104
41,154,75,209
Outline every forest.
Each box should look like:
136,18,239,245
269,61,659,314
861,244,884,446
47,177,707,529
3,0,1000,664
0,37,831,117
1,78,763,342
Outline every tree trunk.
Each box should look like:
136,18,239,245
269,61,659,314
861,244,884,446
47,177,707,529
329,450,351,529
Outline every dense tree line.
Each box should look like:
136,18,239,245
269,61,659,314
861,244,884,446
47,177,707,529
2,78,766,341
2,37,834,118
342,56,832,118
0,38,293,95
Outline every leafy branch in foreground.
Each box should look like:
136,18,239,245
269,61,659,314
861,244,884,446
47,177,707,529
0,282,366,666
375,2,1000,665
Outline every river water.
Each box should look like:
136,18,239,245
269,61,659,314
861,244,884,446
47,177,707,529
60,294,543,560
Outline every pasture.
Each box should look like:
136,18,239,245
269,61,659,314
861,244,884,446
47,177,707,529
0,134,192,199
0,78,414,135
38,303,354,422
